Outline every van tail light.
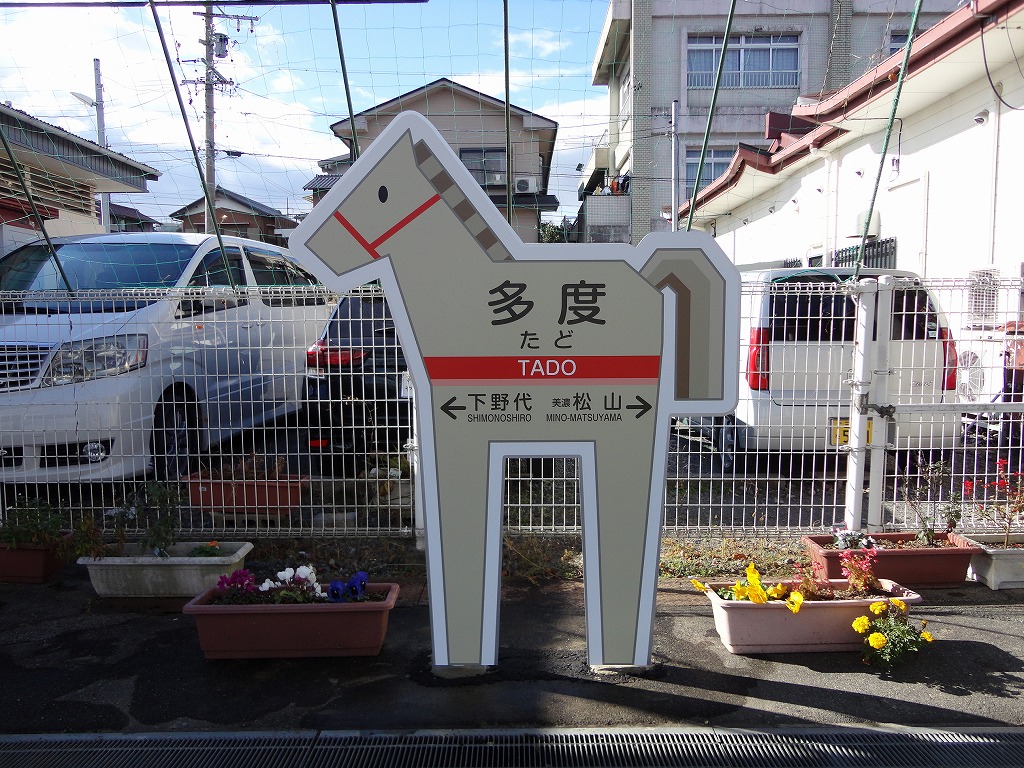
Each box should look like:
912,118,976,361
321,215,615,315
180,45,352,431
305,339,368,371
746,327,770,391
939,328,958,391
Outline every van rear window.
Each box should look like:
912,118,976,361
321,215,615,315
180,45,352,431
769,289,855,342
767,279,939,342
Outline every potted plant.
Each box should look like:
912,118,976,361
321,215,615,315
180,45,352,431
183,454,309,527
960,458,1024,589
0,497,70,584
75,481,253,598
692,550,929,666
183,565,399,659
803,460,980,586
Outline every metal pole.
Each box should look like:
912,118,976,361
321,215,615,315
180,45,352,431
93,58,110,232
670,99,678,232
844,279,877,531
502,0,513,226
204,4,216,234
329,0,360,160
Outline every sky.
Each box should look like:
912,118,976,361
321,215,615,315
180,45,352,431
0,0,611,227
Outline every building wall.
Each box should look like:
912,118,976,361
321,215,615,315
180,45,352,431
708,57,1023,284
598,0,960,240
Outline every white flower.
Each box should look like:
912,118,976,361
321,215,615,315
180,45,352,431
295,565,315,582
277,567,295,582
259,579,276,592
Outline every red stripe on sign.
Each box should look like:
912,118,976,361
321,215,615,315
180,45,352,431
423,355,660,381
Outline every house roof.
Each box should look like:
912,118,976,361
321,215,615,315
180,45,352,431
681,0,1024,222
328,78,558,139
0,103,160,194
302,174,341,193
169,186,290,220
107,202,159,224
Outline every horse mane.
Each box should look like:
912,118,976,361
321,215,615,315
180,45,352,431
413,139,513,263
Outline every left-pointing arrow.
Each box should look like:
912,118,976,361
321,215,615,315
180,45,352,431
440,396,466,420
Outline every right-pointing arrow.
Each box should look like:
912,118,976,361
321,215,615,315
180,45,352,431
625,395,652,419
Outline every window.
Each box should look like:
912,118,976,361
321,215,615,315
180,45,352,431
189,248,247,288
685,148,733,199
888,32,909,56
687,34,799,89
618,68,632,128
247,247,326,306
460,148,507,187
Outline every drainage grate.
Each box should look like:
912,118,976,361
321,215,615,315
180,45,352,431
2,728,1023,768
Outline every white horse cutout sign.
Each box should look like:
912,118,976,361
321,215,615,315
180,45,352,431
292,112,739,668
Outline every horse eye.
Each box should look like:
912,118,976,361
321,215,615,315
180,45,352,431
378,185,388,203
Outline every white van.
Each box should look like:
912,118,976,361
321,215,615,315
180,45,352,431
0,232,333,483
690,267,961,468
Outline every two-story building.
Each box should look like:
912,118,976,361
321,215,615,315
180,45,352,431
1,103,160,254
306,79,559,244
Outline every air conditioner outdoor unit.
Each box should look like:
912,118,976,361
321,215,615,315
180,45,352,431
514,176,538,194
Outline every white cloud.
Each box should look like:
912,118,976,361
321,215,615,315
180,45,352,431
508,29,568,59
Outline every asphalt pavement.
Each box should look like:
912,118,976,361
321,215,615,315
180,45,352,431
2,562,1023,737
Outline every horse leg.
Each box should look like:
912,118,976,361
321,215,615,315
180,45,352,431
588,424,661,666
426,424,500,666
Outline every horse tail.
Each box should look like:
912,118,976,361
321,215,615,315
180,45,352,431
638,236,739,411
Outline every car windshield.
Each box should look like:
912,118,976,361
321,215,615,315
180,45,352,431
0,241,199,292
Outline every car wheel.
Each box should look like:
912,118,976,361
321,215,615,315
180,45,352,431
152,395,200,481
713,415,745,474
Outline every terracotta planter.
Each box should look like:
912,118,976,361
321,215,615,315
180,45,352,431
183,582,400,659
184,473,309,526
704,579,922,654
0,540,67,584
961,533,1024,590
802,532,981,587
78,541,253,597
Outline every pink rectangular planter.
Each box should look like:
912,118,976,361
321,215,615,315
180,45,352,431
0,540,67,584
183,582,399,659
802,532,981,587
705,579,921,654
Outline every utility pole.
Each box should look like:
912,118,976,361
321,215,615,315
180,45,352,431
72,58,109,232
181,6,254,233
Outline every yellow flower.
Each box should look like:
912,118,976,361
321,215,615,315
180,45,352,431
868,632,888,649
852,615,871,634
690,579,710,593
745,563,763,587
890,598,907,612
869,601,887,615
767,583,788,599
747,583,768,604
786,591,804,614
921,631,934,643
733,583,748,600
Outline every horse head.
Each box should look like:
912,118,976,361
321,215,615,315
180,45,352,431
300,114,513,287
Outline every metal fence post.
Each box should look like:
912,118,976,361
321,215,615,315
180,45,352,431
844,280,877,530
866,276,896,530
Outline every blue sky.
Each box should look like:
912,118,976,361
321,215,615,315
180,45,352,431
0,0,611,225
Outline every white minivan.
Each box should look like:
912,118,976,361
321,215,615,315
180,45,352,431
689,267,961,468
0,232,333,483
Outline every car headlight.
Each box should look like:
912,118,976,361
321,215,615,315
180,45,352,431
41,334,148,387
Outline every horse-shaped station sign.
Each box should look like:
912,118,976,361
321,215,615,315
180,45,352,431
292,112,739,669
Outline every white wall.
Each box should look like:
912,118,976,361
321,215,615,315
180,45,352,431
712,58,1023,280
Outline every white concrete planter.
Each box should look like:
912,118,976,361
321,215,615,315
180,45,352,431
78,541,253,597
962,533,1024,590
